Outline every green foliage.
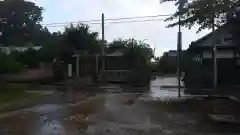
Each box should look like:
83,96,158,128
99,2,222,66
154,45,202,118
108,38,154,84
38,31,63,62
0,53,23,74
108,38,154,64
57,24,101,61
11,49,40,68
107,39,127,53
0,0,45,46
157,54,177,74
160,0,238,32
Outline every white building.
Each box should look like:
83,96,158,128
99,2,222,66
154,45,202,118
0,46,42,54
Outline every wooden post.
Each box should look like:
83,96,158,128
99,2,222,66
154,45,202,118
101,13,105,81
68,64,72,77
212,17,218,90
177,9,182,98
76,55,80,77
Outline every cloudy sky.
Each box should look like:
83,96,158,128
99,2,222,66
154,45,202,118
33,0,210,56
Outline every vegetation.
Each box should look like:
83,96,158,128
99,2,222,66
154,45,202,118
0,0,154,86
107,38,154,84
160,0,238,32
0,52,23,74
155,54,177,75
0,84,41,111
0,0,49,46
11,49,41,68
59,24,101,61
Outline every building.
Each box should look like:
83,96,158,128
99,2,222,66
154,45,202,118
184,24,240,91
163,50,178,57
0,46,42,54
69,49,150,84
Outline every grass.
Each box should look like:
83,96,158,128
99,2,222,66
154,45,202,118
0,83,41,112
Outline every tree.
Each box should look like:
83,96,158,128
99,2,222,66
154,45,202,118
157,53,177,74
39,31,63,62
160,0,238,32
107,39,127,53
59,24,101,61
108,38,154,64
226,7,240,52
0,0,44,46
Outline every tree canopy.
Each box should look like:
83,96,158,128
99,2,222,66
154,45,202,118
52,24,102,62
0,0,46,46
107,38,154,64
160,0,240,32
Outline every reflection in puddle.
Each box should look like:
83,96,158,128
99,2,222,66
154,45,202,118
27,104,65,113
150,77,185,101
37,120,66,135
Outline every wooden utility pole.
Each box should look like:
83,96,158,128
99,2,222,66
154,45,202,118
177,16,182,98
177,0,185,98
212,17,217,90
101,13,105,81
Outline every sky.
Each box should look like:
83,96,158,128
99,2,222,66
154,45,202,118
32,0,210,56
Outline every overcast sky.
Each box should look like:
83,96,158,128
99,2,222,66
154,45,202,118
33,0,210,56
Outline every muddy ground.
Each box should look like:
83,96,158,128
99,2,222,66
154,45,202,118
0,78,240,135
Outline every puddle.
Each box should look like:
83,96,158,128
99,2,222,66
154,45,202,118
27,104,65,113
37,120,66,135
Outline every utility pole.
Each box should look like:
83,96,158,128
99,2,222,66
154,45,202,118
101,13,105,82
212,17,217,90
177,16,182,98
177,0,185,98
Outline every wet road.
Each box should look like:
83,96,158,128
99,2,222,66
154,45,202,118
0,77,239,135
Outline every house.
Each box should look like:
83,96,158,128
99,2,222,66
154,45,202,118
184,24,240,90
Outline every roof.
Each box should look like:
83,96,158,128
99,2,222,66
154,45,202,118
105,50,124,57
191,23,229,47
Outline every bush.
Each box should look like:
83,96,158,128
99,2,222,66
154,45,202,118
0,53,23,74
128,64,151,85
11,49,41,68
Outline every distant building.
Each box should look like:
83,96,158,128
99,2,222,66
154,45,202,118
163,50,178,57
0,46,42,54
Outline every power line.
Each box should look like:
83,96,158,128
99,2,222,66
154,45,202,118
44,18,166,27
106,18,166,24
42,14,170,26
105,14,171,21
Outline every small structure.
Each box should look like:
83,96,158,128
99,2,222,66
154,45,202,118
70,51,99,79
68,49,150,84
103,50,131,82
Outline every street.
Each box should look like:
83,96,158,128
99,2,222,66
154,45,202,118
0,77,239,135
